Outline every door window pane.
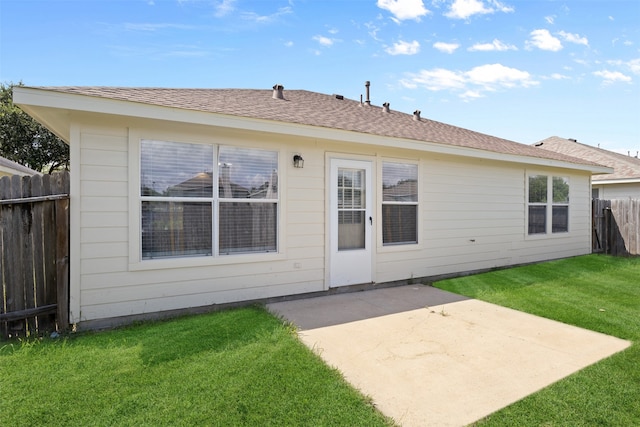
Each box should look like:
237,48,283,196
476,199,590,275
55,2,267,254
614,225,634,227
338,211,365,250
338,168,366,250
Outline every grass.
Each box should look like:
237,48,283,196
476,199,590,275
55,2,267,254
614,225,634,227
0,306,394,427
433,254,640,426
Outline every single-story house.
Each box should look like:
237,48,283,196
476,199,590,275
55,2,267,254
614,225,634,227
13,84,612,329
0,155,41,177
535,136,640,199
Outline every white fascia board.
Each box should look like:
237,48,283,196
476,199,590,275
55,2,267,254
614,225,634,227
13,87,611,175
593,178,640,185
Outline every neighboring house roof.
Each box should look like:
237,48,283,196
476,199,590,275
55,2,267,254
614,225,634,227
534,136,640,183
0,155,41,177
15,86,609,172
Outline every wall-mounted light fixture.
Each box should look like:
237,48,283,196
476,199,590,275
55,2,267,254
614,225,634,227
293,154,304,168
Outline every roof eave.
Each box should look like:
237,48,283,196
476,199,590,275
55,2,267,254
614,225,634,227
13,87,609,174
593,177,640,185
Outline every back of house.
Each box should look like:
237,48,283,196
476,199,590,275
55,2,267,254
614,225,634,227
13,84,611,329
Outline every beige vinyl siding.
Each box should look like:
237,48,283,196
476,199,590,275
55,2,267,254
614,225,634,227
596,183,640,199
70,115,593,325
75,120,328,322
376,155,592,282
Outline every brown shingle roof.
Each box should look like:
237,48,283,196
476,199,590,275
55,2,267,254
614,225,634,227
535,136,640,181
35,86,603,168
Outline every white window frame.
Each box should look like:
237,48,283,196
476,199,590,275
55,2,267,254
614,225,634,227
526,173,570,236
128,134,283,271
380,160,419,247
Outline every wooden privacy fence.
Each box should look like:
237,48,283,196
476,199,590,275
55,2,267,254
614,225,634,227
593,198,640,256
0,171,69,339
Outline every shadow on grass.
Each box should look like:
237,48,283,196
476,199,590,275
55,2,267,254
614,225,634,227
62,306,282,366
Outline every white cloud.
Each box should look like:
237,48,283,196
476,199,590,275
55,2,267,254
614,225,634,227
468,39,517,52
527,29,562,51
628,58,640,74
593,70,632,84
545,15,555,24
606,59,640,75
558,31,589,46
445,0,514,20
377,0,430,21
460,90,484,100
433,41,460,54
466,63,536,89
401,63,538,99
284,41,293,47
549,73,570,80
214,0,236,17
364,21,382,41
312,35,335,47
241,6,292,23
386,40,421,55
401,68,467,91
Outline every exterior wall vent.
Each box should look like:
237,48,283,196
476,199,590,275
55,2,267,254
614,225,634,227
272,84,284,100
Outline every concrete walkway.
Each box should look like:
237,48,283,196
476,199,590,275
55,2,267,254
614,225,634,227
267,285,630,427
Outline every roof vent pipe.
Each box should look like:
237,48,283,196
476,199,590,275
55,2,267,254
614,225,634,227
382,102,390,113
413,110,421,121
272,84,284,100
364,81,371,106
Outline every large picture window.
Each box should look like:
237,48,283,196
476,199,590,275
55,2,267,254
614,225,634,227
140,140,278,260
527,174,569,235
382,162,418,245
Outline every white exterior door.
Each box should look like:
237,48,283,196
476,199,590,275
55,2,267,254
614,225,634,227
329,159,373,287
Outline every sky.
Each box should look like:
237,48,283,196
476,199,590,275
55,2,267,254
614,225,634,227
1,0,639,155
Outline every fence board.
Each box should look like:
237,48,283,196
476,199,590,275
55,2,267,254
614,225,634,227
0,176,10,338
593,198,640,256
0,171,70,339
55,172,70,329
22,176,37,334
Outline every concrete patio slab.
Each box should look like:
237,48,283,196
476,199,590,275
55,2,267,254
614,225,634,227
267,285,630,427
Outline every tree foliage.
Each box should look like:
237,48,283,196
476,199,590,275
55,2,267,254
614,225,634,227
0,82,69,173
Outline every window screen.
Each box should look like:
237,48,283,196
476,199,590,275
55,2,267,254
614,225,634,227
140,140,278,259
382,162,418,245
527,174,569,235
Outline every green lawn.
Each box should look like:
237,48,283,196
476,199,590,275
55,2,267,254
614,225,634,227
1,306,393,427
433,254,640,426
3,254,637,426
